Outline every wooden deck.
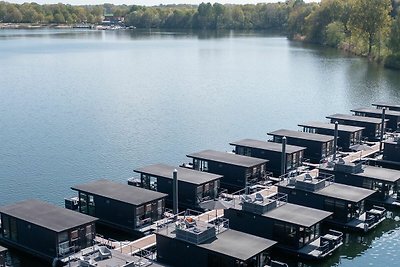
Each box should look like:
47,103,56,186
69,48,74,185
342,142,381,163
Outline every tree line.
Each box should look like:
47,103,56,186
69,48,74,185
1,0,399,67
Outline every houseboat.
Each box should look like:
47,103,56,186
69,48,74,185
351,107,400,131
131,163,222,211
186,150,269,192
326,114,387,141
298,121,364,151
277,170,385,232
68,179,167,236
372,102,400,112
229,139,306,176
319,160,400,209
267,129,334,164
0,246,6,267
0,199,97,264
155,209,281,267
223,189,343,260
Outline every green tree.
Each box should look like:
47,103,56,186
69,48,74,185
350,0,392,58
388,16,400,54
325,21,346,47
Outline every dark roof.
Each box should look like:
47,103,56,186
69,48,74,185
134,164,222,185
267,129,334,143
187,150,268,168
264,203,331,227
355,166,400,183
372,102,400,109
298,121,364,133
326,114,386,124
0,245,7,254
0,200,97,233
72,179,167,206
230,139,306,154
316,183,374,203
199,229,276,261
351,107,400,117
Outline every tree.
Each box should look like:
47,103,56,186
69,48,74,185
388,16,400,54
349,0,392,59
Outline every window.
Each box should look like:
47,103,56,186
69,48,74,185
88,195,95,216
1,215,10,239
79,192,88,214
70,230,79,241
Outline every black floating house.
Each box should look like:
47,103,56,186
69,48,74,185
351,107,400,131
156,211,278,267
69,179,167,235
224,188,342,260
277,171,385,232
229,139,306,176
131,164,222,210
0,199,97,263
326,114,387,141
372,102,400,112
299,121,364,151
319,160,400,209
186,150,269,192
0,245,7,267
267,129,334,164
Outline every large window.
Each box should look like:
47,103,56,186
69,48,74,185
142,174,157,191
79,192,88,214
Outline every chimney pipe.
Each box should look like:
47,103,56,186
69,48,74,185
333,121,338,161
281,137,287,176
380,108,386,153
173,169,178,215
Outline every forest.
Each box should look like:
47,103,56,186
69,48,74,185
0,0,399,68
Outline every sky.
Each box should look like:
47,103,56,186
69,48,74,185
8,0,319,6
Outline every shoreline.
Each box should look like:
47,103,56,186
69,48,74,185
0,23,73,29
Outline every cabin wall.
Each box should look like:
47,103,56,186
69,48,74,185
0,214,57,260
283,138,325,164
157,177,195,209
91,195,135,230
331,120,378,140
238,147,284,176
206,161,247,192
383,143,400,163
224,209,274,240
314,128,354,151
277,187,324,210
156,235,237,267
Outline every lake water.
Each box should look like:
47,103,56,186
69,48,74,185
0,29,400,267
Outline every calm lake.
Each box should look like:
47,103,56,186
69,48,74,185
1,29,400,267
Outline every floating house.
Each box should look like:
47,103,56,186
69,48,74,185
319,160,400,209
155,210,278,267
69,179,167,235
298,121,364,151
229,139,306,176
326,114,387,141
277,171,384,232
224,188,342,260
131,164,222,210
351,107,400,131
372,102,400,112
267,129,334,164
186,150,269,192
0,246,7,267
0,199,97,263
